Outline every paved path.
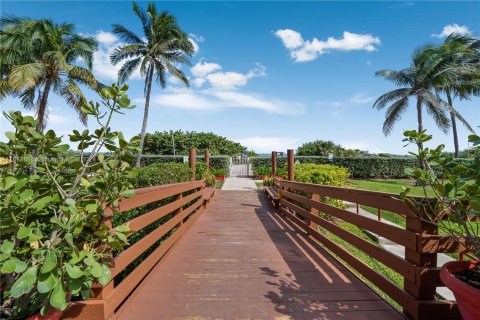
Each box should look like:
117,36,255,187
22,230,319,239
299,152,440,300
115,191,404,320
221,176,257,190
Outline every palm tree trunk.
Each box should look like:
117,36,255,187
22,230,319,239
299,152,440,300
36,78,52,132
416,96,424,169
135,65,154,168
446,90,459,158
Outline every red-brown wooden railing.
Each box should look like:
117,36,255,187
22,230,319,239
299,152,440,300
266,149,472,320
63,149,215,319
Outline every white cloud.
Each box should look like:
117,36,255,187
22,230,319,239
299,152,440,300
317,93,375,116
236,136,300,153
92,31,141,82
23,112,72,125
144,87,304,115
275,29,381,62
192,62,266,90
188,34,204,54
432,24,471,38
191,61,222,78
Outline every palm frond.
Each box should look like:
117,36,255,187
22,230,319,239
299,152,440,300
382,95,410,136
118,57,142,83
372,88,410,110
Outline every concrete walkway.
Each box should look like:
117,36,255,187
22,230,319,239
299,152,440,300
221,176,257,190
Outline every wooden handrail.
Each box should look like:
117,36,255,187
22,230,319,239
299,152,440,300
63,179,212,320
277,179,462,320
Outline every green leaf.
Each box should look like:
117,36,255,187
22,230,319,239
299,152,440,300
65,198,75,206
17,226,31,239
120,189,135,198
65,233,74,247
1,176,17,190
41,251,57,273
31,196,53,210
114,225,130,233
91,262,102,278
11,265,37,298
50,281,68,310
67,277,83,294
98,264,111,285
1,240,14,254
1,259,27,273
65,263,84,279
37,272,57,293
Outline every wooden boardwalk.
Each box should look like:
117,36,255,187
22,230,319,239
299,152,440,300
114,190,405,320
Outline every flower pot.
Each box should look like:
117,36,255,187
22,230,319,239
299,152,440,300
26,309,65,320
440,260,480,320
257,175,264,180
274,176,284,180
215,175,225,181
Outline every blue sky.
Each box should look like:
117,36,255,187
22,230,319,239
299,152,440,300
1,1,479,154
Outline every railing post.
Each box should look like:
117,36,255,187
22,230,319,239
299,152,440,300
205,149,210,172
404,217,438,319
271,151,277,177
189,147,196,181
287,149,294,181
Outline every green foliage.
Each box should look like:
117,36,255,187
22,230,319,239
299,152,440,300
297,140,369,157
250,156,473,179
0,17,100,131
253,166,271,177
205,171,216,188
142,130,246,156
131,163,192,188
294,163,349,186
262,176,273,187
210,167,227,177
0,84,138,319
401,129,480,259
139,155,230,177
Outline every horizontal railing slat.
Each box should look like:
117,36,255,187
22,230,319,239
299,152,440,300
280,199,416,282
279,180,416,218
278,206,413,309
105,206,204,317
281,190,417,249
111,198,203,278
112,180,205,214
126,190,203,234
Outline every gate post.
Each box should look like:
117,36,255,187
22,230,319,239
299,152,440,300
287,149,294,181
189,148,196,181
271,151,277,177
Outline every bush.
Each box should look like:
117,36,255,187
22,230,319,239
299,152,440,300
131,162,192,188
139,155,230,177
297,140,369,157
294,163,349,186
142,130,245,156
249,156,473,179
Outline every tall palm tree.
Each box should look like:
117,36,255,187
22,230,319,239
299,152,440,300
373,46,472,166
111,2,194,167
428,34,479,157
0,17,99,132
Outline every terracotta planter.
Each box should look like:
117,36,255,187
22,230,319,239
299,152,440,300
215,175,225,181
440,260,480,320
26,309,65,320
274,176,284,180
257,175,264,180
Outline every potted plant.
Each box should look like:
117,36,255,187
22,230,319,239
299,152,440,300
211,168,227,181
401,129,480,320
0,84,139,319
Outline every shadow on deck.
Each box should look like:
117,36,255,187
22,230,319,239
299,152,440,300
114,190,404,320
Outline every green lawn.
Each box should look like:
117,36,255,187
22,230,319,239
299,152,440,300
347,179,436,228
215,181,224,189
255,181,263,189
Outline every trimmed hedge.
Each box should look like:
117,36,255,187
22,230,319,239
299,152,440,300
294,163,349,186
250,156,473,179
140,155,230,177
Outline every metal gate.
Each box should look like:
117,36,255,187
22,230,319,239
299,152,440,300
230,154,251,177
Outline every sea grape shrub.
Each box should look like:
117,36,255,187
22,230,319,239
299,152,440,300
401,129,480,260
0,84,139,319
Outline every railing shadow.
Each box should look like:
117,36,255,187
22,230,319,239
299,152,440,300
253,191,384,319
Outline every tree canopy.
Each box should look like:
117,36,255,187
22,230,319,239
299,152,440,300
142,130,246,156
296,140,369,157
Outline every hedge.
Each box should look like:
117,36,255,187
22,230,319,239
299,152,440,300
140,155,230,176
249,156,473,179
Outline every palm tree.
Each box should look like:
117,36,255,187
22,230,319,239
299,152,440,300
0,17,99,132
373,46,472,166
428,34,479,157
110,2,194,168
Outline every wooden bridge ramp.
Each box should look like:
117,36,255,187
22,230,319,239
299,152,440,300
114,190,403,320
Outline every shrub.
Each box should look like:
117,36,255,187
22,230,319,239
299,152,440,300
294,163,349,186
142,130,246,156
131,162,192,188
210,168,227,177
253,166,271,176
205,171,216,187
0,84,136,318
297,140,369,157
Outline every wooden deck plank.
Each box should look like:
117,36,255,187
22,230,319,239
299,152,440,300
114,190,405,320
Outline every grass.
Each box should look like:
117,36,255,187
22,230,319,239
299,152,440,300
255,181,263,189
347,179,436,228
